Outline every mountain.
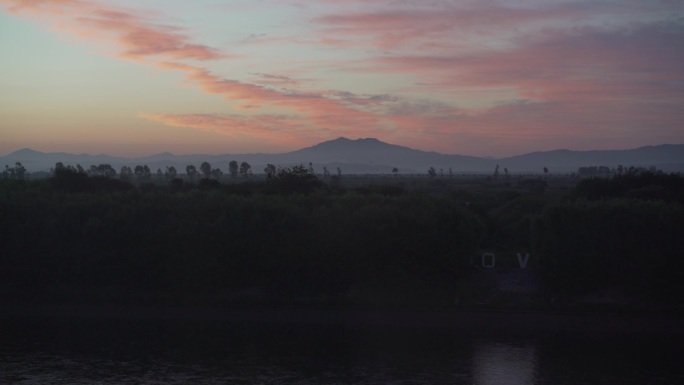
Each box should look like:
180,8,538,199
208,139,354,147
276,137,492,172
500,144,684,173
2,148,121,173
2,139,683,174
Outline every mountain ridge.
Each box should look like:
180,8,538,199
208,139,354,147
3,138,684,174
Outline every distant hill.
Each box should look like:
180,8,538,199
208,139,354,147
501,144,684,173
277,137,492,173
2,139,683,174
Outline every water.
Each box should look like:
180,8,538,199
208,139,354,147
2,308,683,384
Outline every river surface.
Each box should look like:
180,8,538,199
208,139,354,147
1,307,683,384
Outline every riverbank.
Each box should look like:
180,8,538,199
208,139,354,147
2,303,683,336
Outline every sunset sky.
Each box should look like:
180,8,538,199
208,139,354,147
1,0,682,157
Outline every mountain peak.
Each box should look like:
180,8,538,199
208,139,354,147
357,137,382,143
153,151,175,157
8,148,43,156
312,137,390,149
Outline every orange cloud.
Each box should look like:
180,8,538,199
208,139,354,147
143,113,317,147
155,61,394,134
142,112,391,149
1,0,391,141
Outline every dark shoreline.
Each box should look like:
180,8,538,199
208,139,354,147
2,303,682,335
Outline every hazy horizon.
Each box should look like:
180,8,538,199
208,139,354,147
4,137,684,174
2,1,683,157
3,137,683,159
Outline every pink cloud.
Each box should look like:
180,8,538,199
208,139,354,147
345,18,682,153
142,112,393,149
310,3,591,50
249,73,309,88
1,0,224,62
383,96,684,156
142,113,317,147
374,21,684,102
3,0,682,156
1,0,392,141
158,61,383,127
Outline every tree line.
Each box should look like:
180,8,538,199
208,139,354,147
1,167,682,308
47,160,253,182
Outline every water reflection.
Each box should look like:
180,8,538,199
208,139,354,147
473,342,538,385
2,314,683,384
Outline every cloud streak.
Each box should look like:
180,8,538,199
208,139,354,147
1,0,396,142
2,0,224,62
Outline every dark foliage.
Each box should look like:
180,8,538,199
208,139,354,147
51,167,133,193
265,165,323,195
531,172,684,302
534,200,684,302
0,177,482,306
574,172,684,203
2,170,683,308
198,178,221,190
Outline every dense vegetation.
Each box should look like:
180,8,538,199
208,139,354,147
537,172,684,305
1,167,682,309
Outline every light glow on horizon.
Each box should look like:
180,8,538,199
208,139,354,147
1,0,682,157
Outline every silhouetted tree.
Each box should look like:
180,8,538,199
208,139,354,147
51,162,130,192
229,161,239,178
186,165,198,182
165,166,177,179
120,166,133,181
211,168,223,179
264,163,276,179
54,162,83,177
392,167,398,177
88,164,115,177
239,161,252,178
101,164,116,178
12,162,26,180
428,167,437,178
200,161,212,179
134,165,145,180
268,164,322,194
134,165,152,181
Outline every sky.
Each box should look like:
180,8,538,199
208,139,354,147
1,0,683,157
